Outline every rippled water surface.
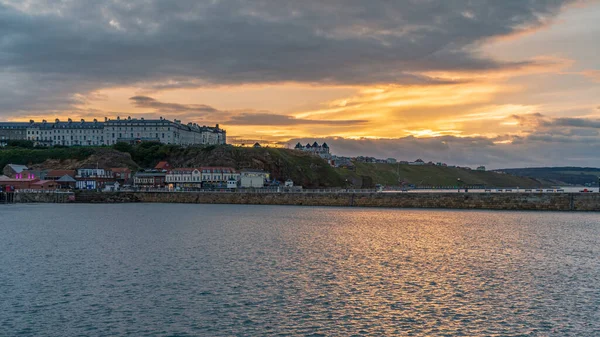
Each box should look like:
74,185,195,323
1,204,599,336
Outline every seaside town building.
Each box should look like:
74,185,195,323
165,167,239,188
240,169,270,188
133,171,167,188
294,142,330,158
2,164,29,178
0,122,28,146
0,116,226,147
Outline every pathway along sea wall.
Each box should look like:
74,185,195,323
70,191,600,211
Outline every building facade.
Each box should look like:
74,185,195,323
0,122,28,146
239,169,269,188
294,142,330,158
165,167,239,188
134,172,167,188
0,116,226,147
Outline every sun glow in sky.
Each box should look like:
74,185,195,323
1,0,599,167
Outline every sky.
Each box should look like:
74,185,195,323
1,0,599,169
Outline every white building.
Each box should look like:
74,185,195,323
239,169,269,188
294,142,330,158
166,167,239,188
27,119,105,146
12,116,226,147
104,116,225,146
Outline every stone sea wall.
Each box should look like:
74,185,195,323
69,191,600,211
12,192,73,203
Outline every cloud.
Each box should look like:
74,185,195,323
129,95,367,126
512,113,600,129
129,96,219,114
0,0,577,115
227,113,367,126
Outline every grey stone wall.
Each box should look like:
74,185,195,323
70,191,600,211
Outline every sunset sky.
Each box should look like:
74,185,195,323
1,0,599,168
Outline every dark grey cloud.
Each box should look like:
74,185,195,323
228,113,367,126
0,0,575,114
512,113,600,129
543,117,600,129
129,96,219,114
129,95,367,126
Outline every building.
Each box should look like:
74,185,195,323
165,167,239,188
0,122,28,146
111,168,132,182
104,116,225,146
26,119,105,146
409,159,425,166
0,116,226,147
0,177,58,190
239,169,269,188
155,161,171,170
56,175,77,189
75,167,115,190
46,170,76,180
227,179,238,189
134,171,167,188
477,166,486,171
2,164,29,178
31,180,59,190
294,142,330,157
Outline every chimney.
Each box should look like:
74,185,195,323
42,119,47,123
55,118,60,123
104,117,108,122
117,116,120,120
93,118,97,123
128,116,131,120
29,119,34,123
68,118,72,123
81,119,85,123
216,124,219,129
141,117,144,121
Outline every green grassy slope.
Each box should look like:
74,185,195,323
337,162,546,188
495,167,600,186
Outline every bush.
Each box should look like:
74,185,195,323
113,142,133,153
6,140,34,148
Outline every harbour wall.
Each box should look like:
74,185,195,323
65,191,600,211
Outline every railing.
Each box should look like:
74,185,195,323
100,188,379,194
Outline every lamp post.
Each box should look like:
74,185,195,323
457,178,461,193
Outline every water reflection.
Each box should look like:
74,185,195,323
0,204,598,336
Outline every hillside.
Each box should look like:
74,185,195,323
1,143,549,188
0,144,342,188
494,167,600,186
337,162,547,188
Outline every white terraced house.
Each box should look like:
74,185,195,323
2,116,226,147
